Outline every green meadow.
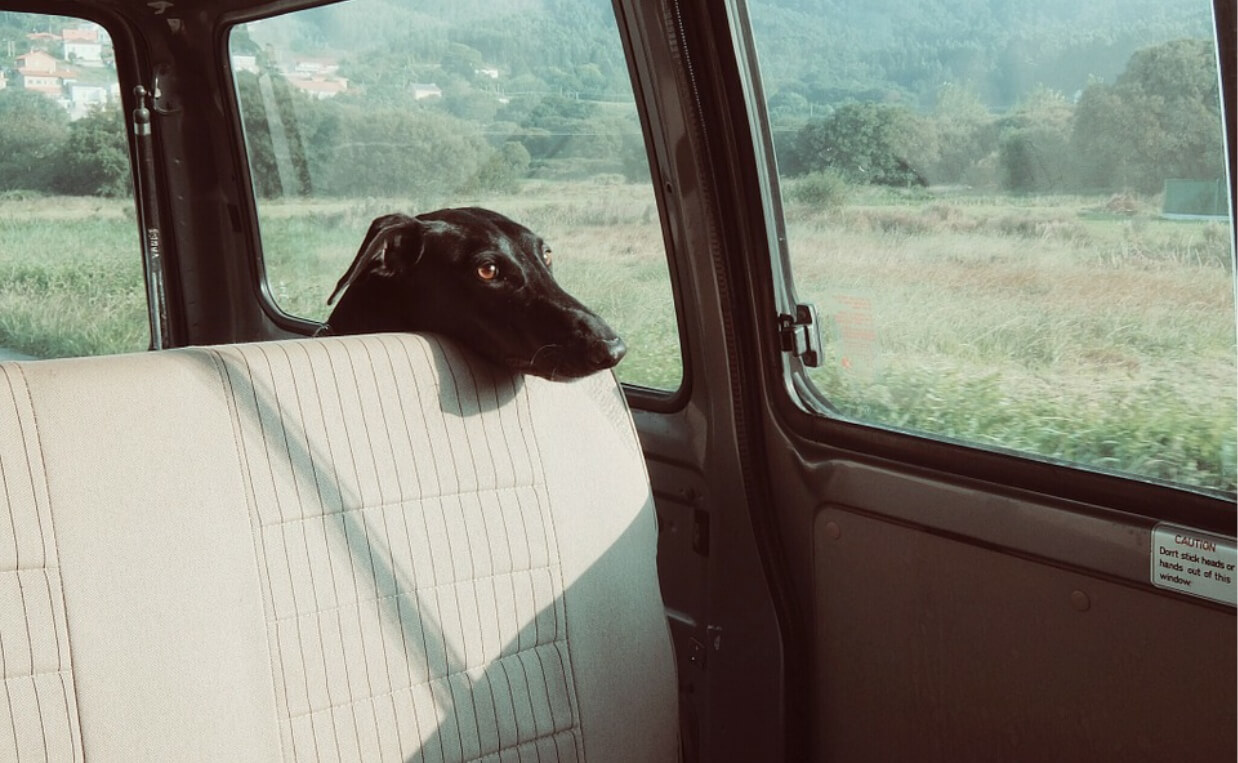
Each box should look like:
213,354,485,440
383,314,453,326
0,182,1233,493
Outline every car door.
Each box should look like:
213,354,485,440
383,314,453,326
623,0,1236,759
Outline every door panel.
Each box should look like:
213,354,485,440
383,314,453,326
685,0,1238,757
646,457,711,759
816,501,1235,760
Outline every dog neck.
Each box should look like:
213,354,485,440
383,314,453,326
324,274,420,335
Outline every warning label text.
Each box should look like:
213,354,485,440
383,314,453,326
1150,524,1237,606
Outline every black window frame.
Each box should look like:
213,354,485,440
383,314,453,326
217,0,693,413
723,0,1236,533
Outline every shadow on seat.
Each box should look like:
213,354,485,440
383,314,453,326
0,333,677,761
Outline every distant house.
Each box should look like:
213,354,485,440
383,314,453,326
16,71,62,95
411,82,442,100
231,54,259,74
15,50,64,95
62,26,104,67
266,55,347,99
24,32,59,48
476,67,500,80
66,82,113,119
287,76,348,99
17,50,58,74
291,56,339,77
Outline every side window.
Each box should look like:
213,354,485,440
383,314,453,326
747,0,1235,496
229,0,682,392
0,12,146,359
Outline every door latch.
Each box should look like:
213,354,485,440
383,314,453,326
778,303,823,367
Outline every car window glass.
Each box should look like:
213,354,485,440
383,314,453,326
229,0,682,392
0,12,147,359
746,0,1235,496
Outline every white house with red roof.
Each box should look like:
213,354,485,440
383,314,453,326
15,50,66,95
282,55,348,99
16,49,57,74
288,77,348,99
62,26,105,67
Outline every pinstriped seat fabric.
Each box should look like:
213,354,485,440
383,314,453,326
0,334,677,761
0,365,83,759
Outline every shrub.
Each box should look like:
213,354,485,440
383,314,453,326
787,170,848,209
466,141,531,194
999,126,1072,193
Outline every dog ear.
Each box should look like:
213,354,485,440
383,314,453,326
327,213,421,305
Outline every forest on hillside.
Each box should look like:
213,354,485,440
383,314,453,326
0,0,1224,197
216,0,1215,109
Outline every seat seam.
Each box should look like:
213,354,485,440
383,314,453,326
512,377,585,761
8,363,83,761
203,346,292,761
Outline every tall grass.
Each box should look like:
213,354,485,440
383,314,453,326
255,181,683,390
0,199,148,358
0,185,1233,494
786,187,1236,493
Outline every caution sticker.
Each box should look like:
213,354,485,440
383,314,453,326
1150,523,1236,606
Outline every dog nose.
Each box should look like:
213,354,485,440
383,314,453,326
592,335,627,368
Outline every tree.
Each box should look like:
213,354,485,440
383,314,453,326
234,71,324,197
0,89,69,192
572,63,607,97
52,105,131,196
444,87,501,122
1071,82,1155,191
467,140,531,194
318,107,490,198
997,87,1074,193
792,102,935,187
522,94,597,123
929,83,996,185
999,126,1071,193
510,94,611,168
1071,39,1223,193
441,43,484,81
768,89,810,118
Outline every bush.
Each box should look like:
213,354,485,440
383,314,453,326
999,126,1072,193
0,90,69,193
787,170,848,209
465,141,531,194
52,106,132,197
318,108,490,198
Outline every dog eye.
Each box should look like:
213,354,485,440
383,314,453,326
542,248,553,266
476,262,499,281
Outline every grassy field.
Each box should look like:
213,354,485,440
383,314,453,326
0,197,148,358
0,183,1233,494
253,180,684,390
783,184,1235,493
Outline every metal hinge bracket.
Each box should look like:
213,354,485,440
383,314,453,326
778,303,823,367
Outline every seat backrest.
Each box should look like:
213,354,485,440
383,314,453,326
0,334,677,761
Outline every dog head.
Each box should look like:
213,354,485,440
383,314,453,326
323,207,626,380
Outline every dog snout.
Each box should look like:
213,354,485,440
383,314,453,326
572,307,626,371
590,334,627,369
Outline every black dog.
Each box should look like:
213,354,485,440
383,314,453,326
319,207,626,380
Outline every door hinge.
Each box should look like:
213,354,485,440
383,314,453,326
778,303,823,367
